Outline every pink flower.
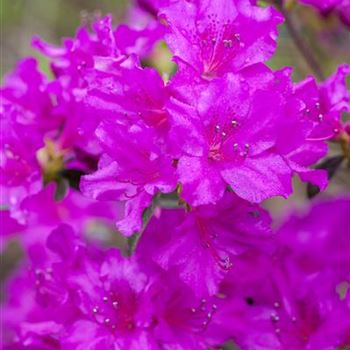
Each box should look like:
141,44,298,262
0,58,61,212
3,224,231,349
217,197,350,350
294,64,350,140
160,0,283,79
168,64,327,205
80,64,177,236
1,183,121,250
81,120,177,236
138,192,272,296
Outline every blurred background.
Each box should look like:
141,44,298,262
1,0,130,76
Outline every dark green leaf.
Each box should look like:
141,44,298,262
307,155,345,198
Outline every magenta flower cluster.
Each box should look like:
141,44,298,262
1,0,350,349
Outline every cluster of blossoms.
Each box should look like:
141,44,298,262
1,0,350,349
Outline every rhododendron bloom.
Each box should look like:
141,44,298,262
160,0,283,79
1,183,120,250
80,63,176,235
81,119,177,236
168,64,327,205
0,58,61,212
138,192,272,296
294,64,350,140
2,225,231,350
219,198,350,350
2,1,350,349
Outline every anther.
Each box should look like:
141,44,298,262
271,314,279,322
223,39,232,48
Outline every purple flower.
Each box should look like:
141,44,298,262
3,224,231,349
32,15,163,162
81,120,177,236
80,64,177,236
168,64,327,205
1,183,121,250
138,192,272,296
294,64,350,140
0,58,61,212
32,16,121,80
217,197,350,350
160,0,283,79
268,198,350,349
81,62,170,132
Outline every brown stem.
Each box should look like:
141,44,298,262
275,1,325,80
